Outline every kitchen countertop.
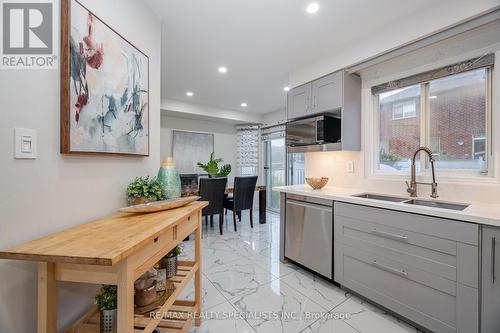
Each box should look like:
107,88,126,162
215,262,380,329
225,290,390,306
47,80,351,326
274,185,500,228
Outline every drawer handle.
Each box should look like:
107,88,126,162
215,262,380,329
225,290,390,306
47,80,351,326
372,228,408,242
492,237,496,284
373,260,408,278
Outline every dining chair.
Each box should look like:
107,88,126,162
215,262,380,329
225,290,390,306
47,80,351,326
199,177,227,235
224,176,258,231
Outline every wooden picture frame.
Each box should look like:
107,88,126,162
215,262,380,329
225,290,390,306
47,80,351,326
60,0,150,156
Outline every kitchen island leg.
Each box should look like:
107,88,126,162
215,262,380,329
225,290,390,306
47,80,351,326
37,262,57,333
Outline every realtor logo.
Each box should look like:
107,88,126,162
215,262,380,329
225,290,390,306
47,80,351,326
1,0,58,69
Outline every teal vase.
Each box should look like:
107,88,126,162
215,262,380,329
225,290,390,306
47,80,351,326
158,157,181,199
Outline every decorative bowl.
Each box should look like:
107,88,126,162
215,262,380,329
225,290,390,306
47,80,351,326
120,196,200,214
305,177,329,190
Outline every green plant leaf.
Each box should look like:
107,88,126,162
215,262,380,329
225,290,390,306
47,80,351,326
95,285,117,310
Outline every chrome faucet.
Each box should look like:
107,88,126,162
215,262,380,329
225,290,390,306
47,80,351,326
406,147,438,198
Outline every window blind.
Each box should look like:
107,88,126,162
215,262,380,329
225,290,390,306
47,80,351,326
371,53,494,95
236,125,260,176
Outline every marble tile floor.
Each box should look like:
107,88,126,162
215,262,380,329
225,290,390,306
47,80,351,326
176,211,421,333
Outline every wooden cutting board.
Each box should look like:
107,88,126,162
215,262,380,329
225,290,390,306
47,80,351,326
119,196,200,214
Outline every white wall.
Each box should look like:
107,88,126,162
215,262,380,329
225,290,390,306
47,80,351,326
262,108,286,127
0,1,161,332
162,98,262,124
160,114,237,181
304,22,500,204
289,2,499,87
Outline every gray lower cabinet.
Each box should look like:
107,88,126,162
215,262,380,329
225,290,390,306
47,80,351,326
334,202,479,333
481,226,500,333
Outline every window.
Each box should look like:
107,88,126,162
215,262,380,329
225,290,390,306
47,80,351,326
374,66,491,176
428,70,488,170
378,85,421,172
473,135,486,160
236,125,260,176
392,100,417,120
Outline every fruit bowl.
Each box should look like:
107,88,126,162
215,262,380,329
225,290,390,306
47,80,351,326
305,177,329,190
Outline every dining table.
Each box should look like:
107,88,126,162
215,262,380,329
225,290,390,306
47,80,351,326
182,185,267,224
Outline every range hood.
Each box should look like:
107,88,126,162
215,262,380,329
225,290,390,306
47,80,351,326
287,142,342,153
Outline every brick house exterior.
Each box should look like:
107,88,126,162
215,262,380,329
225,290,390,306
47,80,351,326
379,71,486,168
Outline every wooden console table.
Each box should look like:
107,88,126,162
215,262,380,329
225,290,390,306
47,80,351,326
0,201,207,333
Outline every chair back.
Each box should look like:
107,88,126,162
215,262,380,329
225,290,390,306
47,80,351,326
199,177,227,216
233,176,258,211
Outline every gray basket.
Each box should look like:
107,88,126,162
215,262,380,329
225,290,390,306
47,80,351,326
100,309,117,333
161,255,178,278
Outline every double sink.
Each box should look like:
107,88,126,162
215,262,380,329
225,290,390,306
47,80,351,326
353,193,470,211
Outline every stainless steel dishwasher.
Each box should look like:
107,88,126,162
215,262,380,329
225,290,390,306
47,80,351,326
285,194,333,279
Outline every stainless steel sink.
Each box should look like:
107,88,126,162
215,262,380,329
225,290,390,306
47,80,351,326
352,193,408,203
352,193,470,211
403,199,469,211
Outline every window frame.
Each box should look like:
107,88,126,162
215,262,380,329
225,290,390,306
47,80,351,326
371,67,494,179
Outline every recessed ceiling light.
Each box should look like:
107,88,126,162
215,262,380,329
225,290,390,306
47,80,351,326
430,95,438,99
241,102,247,108
218,66,227,73
284,86,291,92
306,2,320,14
186,91,194,97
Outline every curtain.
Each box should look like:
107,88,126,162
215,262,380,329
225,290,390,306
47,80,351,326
236,125,260,176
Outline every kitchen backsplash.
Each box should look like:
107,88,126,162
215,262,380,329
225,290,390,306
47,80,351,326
305,151,500,205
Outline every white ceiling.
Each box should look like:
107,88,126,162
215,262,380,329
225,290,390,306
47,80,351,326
144,0,499,114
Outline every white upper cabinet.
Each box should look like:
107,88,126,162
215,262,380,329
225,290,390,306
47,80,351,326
287,83,311,120
286,70,360,121
311,71,343,114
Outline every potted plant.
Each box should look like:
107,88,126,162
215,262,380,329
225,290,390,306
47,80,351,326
160,246,182,278
197,152,231,178
95,285,117,333
126,176,165,206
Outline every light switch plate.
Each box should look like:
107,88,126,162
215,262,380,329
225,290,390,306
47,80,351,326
346,161,354,173
15,128,37,159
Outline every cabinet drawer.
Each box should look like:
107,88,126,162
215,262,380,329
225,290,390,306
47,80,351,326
177,212,199,240
343,249,457,333
345,245,457,296
338,215,457,281
335,202,478,245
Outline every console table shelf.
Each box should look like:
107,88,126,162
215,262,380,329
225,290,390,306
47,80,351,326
66,261,198,333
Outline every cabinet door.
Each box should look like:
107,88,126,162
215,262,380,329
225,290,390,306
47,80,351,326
311,71,343,113
287,83,311,120
482,226,500,333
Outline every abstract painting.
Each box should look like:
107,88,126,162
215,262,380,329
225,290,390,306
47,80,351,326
172,131,214,174
61,0,149,155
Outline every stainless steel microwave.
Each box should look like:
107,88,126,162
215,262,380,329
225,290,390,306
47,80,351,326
286,114,341,152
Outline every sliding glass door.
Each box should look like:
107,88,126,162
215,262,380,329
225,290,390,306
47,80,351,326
263,138,286,212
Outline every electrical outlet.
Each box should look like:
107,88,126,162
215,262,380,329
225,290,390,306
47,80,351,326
346,161,354,173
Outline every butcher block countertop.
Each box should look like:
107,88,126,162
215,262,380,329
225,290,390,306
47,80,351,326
0,201,208,266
